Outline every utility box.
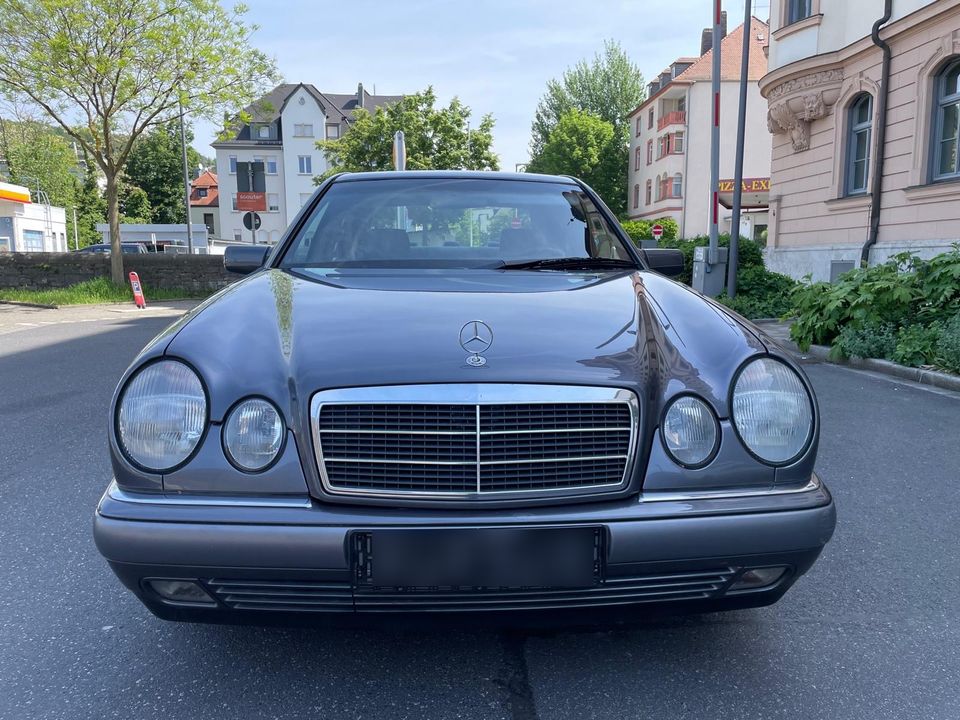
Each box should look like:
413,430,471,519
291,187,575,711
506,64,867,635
692,246,728,296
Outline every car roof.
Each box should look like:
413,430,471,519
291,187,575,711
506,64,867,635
333,170,577,184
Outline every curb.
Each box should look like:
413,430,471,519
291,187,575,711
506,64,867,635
795,343,960,393
0,299,59,309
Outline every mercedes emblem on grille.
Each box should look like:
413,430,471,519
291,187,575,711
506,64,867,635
459,320,493,367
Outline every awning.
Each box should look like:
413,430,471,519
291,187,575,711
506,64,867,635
718,177,769,210
0,182,31,204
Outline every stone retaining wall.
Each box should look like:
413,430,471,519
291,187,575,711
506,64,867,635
0,252,237,291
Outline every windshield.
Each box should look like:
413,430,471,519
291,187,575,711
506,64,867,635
278,177,636,269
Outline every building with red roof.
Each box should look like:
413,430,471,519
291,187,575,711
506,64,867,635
626,16,772,241
189,169,219,240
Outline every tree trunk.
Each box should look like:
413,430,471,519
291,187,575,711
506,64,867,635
105,172,124,285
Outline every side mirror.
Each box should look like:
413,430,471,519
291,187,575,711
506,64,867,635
224,245,269,275
640,248,684,278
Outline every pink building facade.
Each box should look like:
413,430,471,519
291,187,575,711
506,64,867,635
761,0,960,281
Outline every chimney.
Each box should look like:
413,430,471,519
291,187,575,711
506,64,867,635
700,28,712,56
357,82,364,108
720,10,728,40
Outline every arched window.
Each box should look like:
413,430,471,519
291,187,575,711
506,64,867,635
634,147,642,170
645,180,652,205
845,93,872,195
633,184,640,209
933,59,960,180
672,173,683,198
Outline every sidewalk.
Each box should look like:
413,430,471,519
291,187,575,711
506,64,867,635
0,299,200,336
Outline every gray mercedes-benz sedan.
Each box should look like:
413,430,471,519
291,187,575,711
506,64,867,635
93,171,835,625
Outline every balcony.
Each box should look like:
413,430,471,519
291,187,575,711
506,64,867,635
657,111,686,131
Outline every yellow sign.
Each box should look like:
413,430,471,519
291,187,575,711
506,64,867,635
0,182,31,204
718,178,770,193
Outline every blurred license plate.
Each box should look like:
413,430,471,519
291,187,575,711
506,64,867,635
355,527,601,589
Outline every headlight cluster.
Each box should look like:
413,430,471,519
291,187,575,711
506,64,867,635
116,360,284,473
661,357,813,469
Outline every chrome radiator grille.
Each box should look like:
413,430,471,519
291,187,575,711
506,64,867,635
311,385,639,500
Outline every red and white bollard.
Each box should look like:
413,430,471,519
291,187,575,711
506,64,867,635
128,271,146,309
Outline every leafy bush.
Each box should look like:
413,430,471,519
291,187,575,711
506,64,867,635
620,217,678,244
656,234,765,285
789,247,960,352
715,265,797,319
620,220,651,243
893,323,941,367
936,313,960,373
832,323,897,361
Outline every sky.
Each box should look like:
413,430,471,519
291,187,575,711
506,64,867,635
193,0,768,169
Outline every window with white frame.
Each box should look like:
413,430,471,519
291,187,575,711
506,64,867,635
634,147,641,171
673,131,684,153
231,193,238,211
325,123,340,140
672,173,683,198
632,184,639,209
257,124,271,139
229,155,237,174
647,109,654,129
22,229,43,251
635,117,641,137
293,123,314,137
645,180,652,205
845,94,872,195
646,140,653,165
268,193,280,212
298,155,312,174
266,156,278,174
786,0,812,24
197,188,208,198
933,59,960,181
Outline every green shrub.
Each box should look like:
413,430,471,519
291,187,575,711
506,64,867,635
936,313,960,373
715,265,797,319
832,323,897,361
789,247,960,352
620,217,678,244
893,324,942,367
656,234,765,285
620,220,651,244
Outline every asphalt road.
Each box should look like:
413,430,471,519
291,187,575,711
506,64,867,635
1,308,958,720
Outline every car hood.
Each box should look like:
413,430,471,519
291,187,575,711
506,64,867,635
163,268,766,424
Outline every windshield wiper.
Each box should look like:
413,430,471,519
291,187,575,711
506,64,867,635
497,257,638,271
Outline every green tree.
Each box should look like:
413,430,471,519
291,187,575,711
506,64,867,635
530,40,645,157
528,41,644,217
0,0,279,282
526,109,624,214
318,87,499,177
125,120,201,224
119,182,151,223
73,154,106,247
0,117,80,240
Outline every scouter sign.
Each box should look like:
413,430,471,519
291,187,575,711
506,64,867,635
128,271,146,309
652,224,664,240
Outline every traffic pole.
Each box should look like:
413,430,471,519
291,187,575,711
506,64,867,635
727,0,752,298
708,0,722,267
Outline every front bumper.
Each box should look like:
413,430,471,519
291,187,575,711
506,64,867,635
93,476,836,626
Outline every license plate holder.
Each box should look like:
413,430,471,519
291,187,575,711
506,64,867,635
352,527,603,590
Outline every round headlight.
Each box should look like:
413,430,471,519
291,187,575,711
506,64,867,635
116,360,206,472
732,357,814,465
223,398,284,472
662,395,719,467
